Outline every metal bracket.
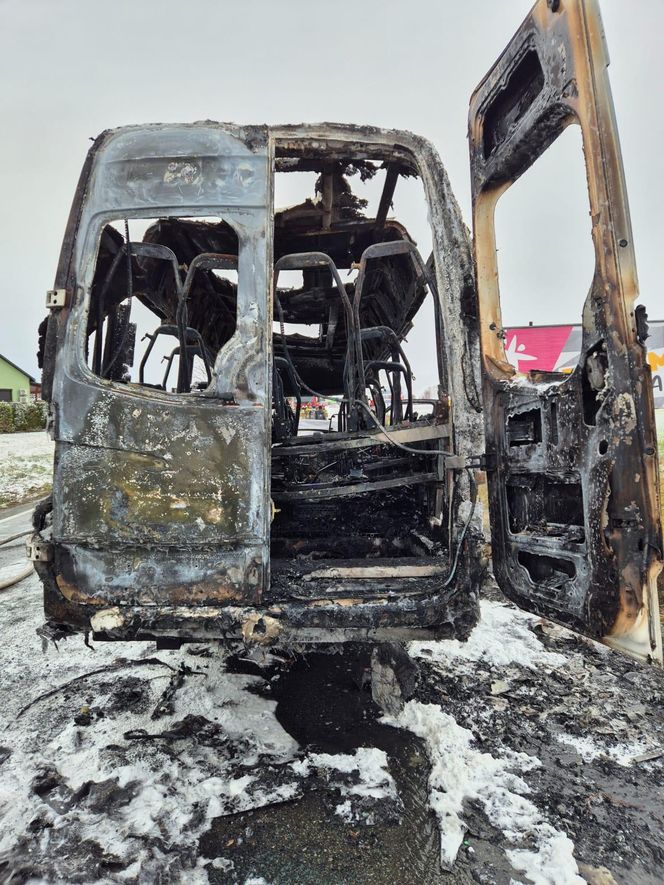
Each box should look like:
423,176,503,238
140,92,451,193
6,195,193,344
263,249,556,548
445,453,487,470
46,289,67,309
27,537,54,562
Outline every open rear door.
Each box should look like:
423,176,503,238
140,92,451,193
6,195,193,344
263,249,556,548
469,0,662,663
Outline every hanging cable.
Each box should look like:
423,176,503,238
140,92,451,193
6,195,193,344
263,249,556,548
353,400,454,460
441,467,477,588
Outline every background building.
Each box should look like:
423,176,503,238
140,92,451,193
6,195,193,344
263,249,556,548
0,353,37,402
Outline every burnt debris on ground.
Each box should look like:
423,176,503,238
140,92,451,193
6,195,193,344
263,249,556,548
1,544,663,884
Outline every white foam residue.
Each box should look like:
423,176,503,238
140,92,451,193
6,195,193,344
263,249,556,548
170,667,298,762
334,799,354,822
408,599,567,671
289,758,311,777
508,831,586,885
385,701,584,884
308,746,397,800
557,732,657,767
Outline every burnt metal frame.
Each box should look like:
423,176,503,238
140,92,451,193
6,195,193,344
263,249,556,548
364,360,413,424
93,240,182,374
160,340,212,391
273,250,367,424
272,355,302,440
359,326,415,423
177,252,239,392
139,325,209,388
352,239,443,396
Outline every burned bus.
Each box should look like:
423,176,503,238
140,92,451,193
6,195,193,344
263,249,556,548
31,0,662,664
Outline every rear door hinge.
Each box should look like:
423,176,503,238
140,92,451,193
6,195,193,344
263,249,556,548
445,453,487,470
27,537,53,562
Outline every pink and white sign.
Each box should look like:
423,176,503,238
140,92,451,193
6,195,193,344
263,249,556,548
504,322,664,408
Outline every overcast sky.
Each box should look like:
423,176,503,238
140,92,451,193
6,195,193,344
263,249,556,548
0,0,661,388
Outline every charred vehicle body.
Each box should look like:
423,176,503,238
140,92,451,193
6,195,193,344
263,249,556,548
32,0,662,663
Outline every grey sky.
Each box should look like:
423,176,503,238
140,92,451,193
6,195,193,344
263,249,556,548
0,0,661,387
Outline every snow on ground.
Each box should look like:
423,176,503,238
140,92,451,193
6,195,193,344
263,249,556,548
0,553,401,880
1,499,663,882
0,431,53,508
1,571,660,883
389,598,664,884
0,564,304,882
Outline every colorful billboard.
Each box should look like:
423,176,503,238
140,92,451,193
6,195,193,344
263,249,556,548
504,321,664,409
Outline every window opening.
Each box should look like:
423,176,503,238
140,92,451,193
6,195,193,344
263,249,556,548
494,125,595,363
269,144,453,572
86,216,239,393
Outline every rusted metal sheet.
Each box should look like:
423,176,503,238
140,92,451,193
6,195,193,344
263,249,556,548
469,0,662,663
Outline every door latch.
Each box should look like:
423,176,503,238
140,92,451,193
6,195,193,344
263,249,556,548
445,453,486,470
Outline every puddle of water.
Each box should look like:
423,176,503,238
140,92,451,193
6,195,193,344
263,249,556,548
202,649,445,885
